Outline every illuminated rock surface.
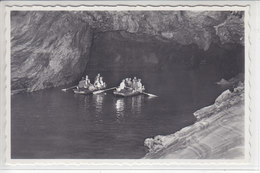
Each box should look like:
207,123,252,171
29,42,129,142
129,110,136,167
11,12,93,92
144,82,244,159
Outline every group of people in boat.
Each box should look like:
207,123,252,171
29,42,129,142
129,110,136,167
76,74,144,94
116,77,145,92
77,73,106,91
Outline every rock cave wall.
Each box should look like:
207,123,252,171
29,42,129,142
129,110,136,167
11,11,244,93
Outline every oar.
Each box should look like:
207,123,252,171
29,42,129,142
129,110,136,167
125,86,158,97
142,91,158,97
93,87,116,95
61,85,77,92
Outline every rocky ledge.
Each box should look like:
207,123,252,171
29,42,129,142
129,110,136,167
144,80,244,159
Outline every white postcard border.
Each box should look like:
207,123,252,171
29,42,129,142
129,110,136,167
0,1,254,169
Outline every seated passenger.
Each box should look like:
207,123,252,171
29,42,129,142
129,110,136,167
117,79,126,92
137,79,144,91
124,78,128,86
88,84,96,91
77,77,85,89
125,78,132,89
132,77,138,91
94,80,100,89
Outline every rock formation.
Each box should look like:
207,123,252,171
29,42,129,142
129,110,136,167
11,12,93,92
144,80,244,159
11,11,244,93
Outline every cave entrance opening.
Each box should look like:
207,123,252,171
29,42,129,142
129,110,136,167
85,30,244,86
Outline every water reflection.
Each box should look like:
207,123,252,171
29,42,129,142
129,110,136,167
131,95,143,116
73,94,92,121
73,94,91,111
93,94,105,114
84,96,91,110
115,98,125,123
114,95,144,123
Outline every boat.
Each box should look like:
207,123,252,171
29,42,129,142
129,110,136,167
113,88,144,97
73,86,106,95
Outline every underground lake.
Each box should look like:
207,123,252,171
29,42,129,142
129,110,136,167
10,11,245,159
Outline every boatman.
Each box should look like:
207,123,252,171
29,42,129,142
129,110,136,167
95,74,100,83
99,77,106,88
84,75,91,89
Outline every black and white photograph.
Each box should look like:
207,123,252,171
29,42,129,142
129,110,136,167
8,7,246,160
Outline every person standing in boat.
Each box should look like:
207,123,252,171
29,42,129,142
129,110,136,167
94,74,106,89
86,75,95,91
99,77,106,88
84,75,91,89
94,74,100,88
95,74,100,83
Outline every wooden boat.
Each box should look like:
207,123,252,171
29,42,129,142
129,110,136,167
73,86,106,95
113,88,144,97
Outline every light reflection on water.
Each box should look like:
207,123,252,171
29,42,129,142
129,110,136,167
131,95,143,116
115,98,125,123
94,94,105,114
114,95,143,123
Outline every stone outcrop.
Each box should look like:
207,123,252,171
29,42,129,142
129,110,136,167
11,11,244,92
144,81,244,159
215,13,244,45
216,73,244,87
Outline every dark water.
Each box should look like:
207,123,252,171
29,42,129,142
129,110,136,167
11,64,224,159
